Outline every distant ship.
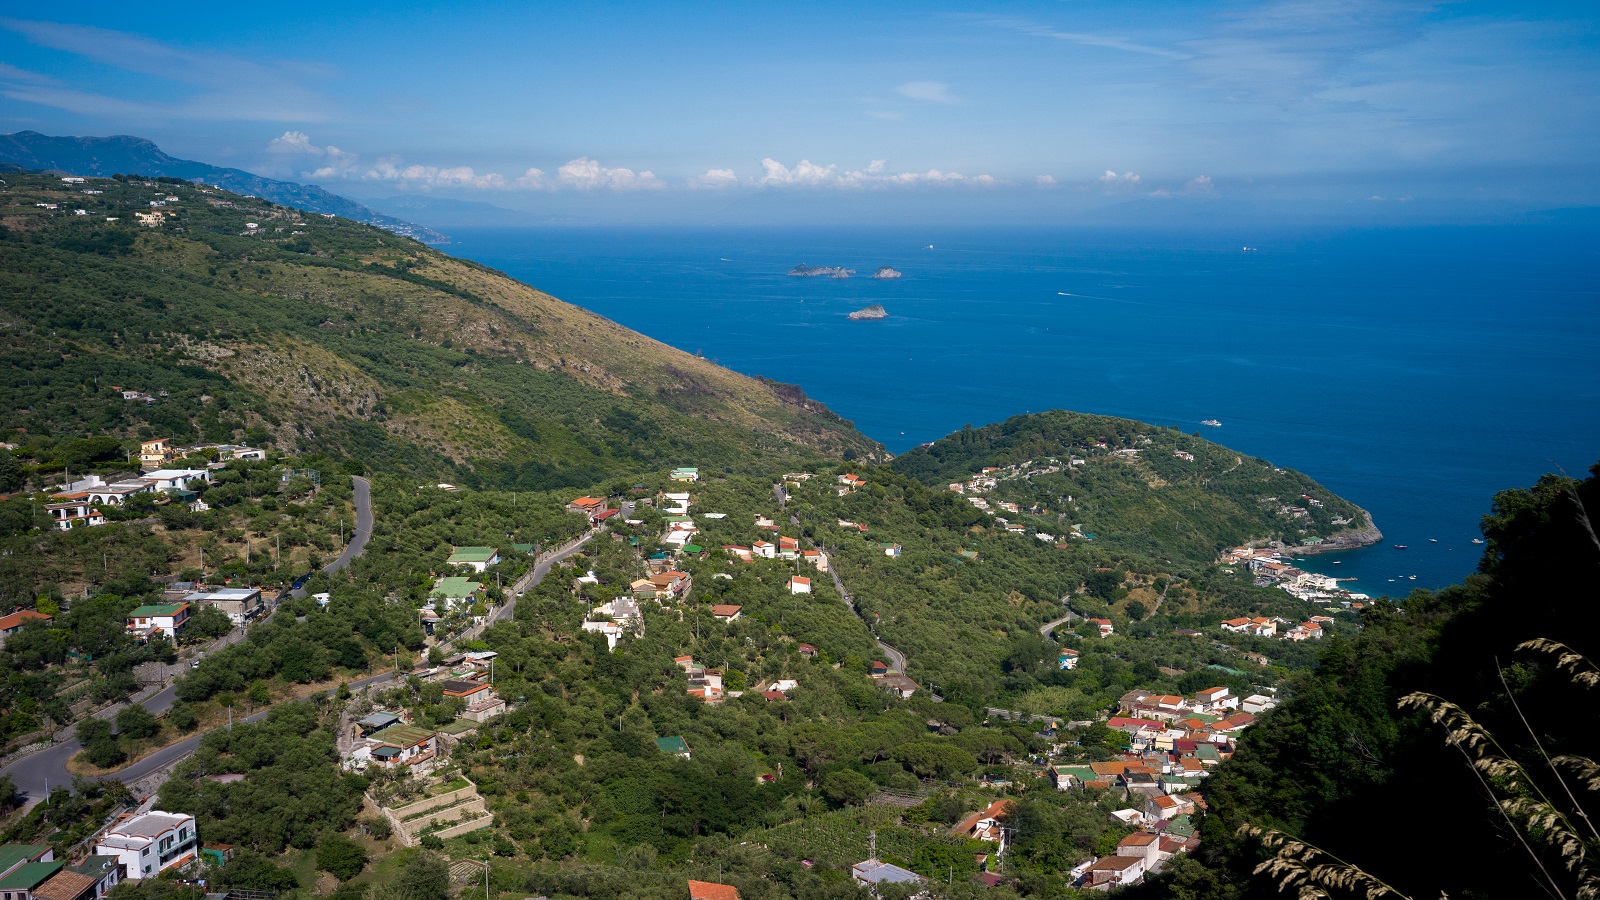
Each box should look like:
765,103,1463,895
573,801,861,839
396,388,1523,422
1243,246,1258,252
1471,538,1485,544
1201,419,1222,427
1394,544,1407,549
1428,538,1438,543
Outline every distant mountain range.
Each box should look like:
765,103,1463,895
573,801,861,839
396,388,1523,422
0,131,449,244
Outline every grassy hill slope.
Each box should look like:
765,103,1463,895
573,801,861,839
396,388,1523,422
0,174,880,489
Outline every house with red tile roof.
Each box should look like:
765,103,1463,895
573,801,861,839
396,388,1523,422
687,879,741,900
0,609,53,645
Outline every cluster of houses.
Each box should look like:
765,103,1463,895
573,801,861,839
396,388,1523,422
121,584,269,642
41,439,266,531
944,461,1097,543
1217,546,1371,606
1032,686,1271,887
46,470,212,531
0,809,211,900
344,657,506,771
1219,613,1334,642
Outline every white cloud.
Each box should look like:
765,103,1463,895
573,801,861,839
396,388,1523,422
896,80,958,104
1097,170,1143,191
751,158,998,189
362,156,507,190
266,130,318,153
514,168,546,189
557,157,663,190
695,168,738,188
759,158,838,186
264,131,358,180
1036,174,1058,187
1185,175,1216,193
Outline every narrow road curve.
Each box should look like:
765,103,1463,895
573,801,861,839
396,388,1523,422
293,475,373,598
6,476,378,803
1040,601,1082,640
819,545,908,676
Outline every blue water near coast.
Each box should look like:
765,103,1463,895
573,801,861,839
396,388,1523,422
448,223,1600,595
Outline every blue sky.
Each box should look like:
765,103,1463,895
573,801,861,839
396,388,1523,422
2,1,1597,224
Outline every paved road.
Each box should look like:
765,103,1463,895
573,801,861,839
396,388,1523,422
5,476,377,804
1040,606,1081,640
819,545,911,677
474,500,632,636
292,475,372,598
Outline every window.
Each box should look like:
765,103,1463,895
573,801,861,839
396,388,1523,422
142,848,151,856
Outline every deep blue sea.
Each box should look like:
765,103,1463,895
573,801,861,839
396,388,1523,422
447,224,1600,595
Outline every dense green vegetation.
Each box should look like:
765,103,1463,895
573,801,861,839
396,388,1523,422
0,173,878,492
893,411,1370,564
1117,463,1600,900
9,170,1584,900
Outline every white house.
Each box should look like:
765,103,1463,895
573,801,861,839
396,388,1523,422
1059,648,1080,670
751,541,776,559
94,811,198,878
142,469,212,492
788,576,812,594
182,588,263,625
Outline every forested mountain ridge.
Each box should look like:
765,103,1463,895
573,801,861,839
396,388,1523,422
0,173,881,488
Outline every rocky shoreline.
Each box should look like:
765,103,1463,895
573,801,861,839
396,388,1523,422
848,304,888,320
1281,509,1383,555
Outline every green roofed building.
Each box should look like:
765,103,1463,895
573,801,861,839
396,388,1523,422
125,603,191,641
1165,814,1197,839
367,724,439,768
511,543,535,556
430,577,482,608
446,546,500,572
0,846,52,879
670,467,700,483
0,861,65,893
655,736,691,758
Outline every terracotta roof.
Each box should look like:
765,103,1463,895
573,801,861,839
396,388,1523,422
0,609,52,631
32,871,97,900
687,880,741,900
1118,833,1159,848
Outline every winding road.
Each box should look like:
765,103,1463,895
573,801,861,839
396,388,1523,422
4,475,377,804
818,544,910,679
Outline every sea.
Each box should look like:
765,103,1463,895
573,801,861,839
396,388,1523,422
446,223,1600,596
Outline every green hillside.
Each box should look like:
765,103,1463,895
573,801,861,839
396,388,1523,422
893,410,1377,563
0,173,880,489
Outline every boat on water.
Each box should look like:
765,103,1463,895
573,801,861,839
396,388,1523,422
1471,538,1485,544
1428,538,1438,543
1409,575,1417,580
1201,419,1222,427
1394,544,1408,549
